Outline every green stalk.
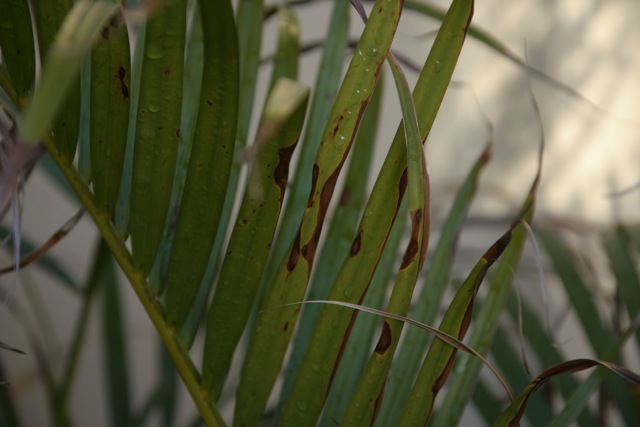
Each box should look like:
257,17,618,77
41,135,225,427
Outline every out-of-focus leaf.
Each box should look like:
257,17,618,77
493,358,640,427
0,0,35,104
0,342,25,354
23,1,117,147
548,315,640,427
604,226,640,346
0,212,81,292
0,361,21,426
102,240,132,426
537,227,639,425
53,238,106,425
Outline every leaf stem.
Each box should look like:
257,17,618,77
40,137,225,427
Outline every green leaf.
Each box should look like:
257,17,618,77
102,241,132,427
430,193,539,427
260,0,349,300
0,0,35,104
280,66,383,415
379,140,491,426
339,50,430,427
164,0,238,329
26,0,108,158
0,361,21,427
235,0,401,424
129,0,186,275
320,196,407,426
114,21,146,236
281,0,473,424
494,357,640,426
202,77,309,399
90,9,131,217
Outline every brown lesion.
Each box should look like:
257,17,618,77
374,320,392,354
306,164,320,208
286,232,301,272
273,143,297,202
117,66,129,98
399,209,422,269
350,230,362,256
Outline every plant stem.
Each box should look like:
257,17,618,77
41,136,225,427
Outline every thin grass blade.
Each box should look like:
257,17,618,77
504,294,598,426
0,218,79,292
550,316,640,427
0,362,21,426
494,355,640,427
604,225,640,347
537,228,639,424
114,21,146,236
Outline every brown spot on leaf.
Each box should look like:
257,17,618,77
286,233,301,271
374,321,392,354
306,164,320,208
175,128,180,139
302,165,342,268
274,143,297,201
350,230,362,256
483,228,512,264
400,209,422,269
339,187,351,206
206,100,212,107
117,67,129,98
101,27,110,40
163,68,171,76
283,322,289,332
